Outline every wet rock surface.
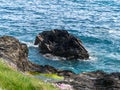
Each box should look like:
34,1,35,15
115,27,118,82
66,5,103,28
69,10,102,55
34,29,89,60
0,36,120,90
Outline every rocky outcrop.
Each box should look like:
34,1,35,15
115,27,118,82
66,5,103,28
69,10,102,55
0,36,29,71
0,36,120,90
34,29,89,60
57,70,120,90
0,36,76,75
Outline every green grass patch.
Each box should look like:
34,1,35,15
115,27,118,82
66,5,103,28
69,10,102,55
0,59,59,90
40,73,64,80
28,72,64,80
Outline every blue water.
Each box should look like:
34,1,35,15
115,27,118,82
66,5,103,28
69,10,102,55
0,0,120,74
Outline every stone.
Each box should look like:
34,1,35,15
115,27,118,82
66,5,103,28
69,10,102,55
57,70,120,90
34,29,89,60
0,36,29,71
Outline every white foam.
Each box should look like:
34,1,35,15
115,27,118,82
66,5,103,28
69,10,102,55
109,30,120,37
77,56,98,62
89,56,98,61
21,41,38,48
43,53,98,61
43,54,66,61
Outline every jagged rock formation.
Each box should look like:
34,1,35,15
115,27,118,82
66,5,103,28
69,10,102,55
34,29,89,60
0,36,76,74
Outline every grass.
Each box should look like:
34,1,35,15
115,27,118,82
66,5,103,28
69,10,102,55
0,59,59,90
28,72,64,80
39,73,64,80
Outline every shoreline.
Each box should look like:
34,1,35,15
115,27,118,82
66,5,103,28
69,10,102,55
0,36,120,90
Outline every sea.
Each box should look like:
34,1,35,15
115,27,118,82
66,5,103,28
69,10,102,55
0,0,120,74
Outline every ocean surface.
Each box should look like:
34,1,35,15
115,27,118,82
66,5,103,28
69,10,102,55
0,0,120,74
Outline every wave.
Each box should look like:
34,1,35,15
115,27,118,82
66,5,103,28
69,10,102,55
108,30,120,37
107,53,120,60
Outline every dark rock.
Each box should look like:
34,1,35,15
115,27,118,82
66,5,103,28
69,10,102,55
57,70,120,90
0,36,76,75
0,36,29,71
111,72,120,79
95,77,114,88
34,29,89,60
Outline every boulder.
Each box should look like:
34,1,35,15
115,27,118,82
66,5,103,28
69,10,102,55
0,36,29,71
34,29,89,60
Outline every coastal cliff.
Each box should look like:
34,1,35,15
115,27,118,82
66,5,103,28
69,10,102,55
0,36,120,90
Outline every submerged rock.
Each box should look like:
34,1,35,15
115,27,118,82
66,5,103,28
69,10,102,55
34,29,89,60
